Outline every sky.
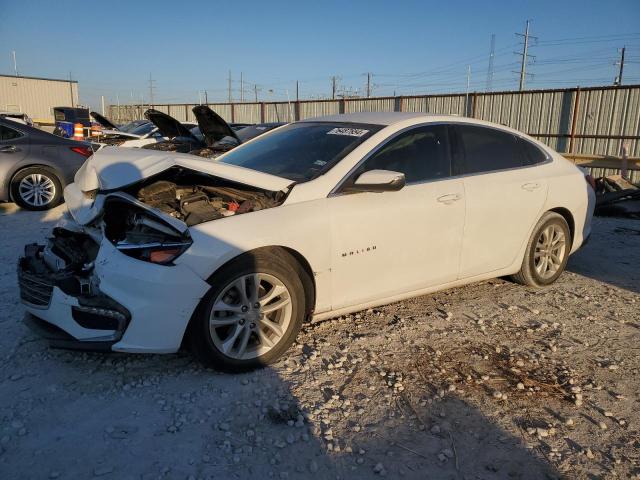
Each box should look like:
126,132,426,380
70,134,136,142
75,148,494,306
1,0,639,110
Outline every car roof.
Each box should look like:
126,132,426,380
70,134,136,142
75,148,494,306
301,112,453,126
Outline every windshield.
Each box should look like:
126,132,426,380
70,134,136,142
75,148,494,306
220,122,381,182
120,120,148,133
129,122,156,136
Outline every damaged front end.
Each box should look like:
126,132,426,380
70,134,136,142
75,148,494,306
18,152,291,352
18,228,131,350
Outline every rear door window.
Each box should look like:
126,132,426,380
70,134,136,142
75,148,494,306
454,124,527,175
0,124,23,141
350,124,452,184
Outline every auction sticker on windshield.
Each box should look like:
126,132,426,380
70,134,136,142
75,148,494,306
327,127,369,137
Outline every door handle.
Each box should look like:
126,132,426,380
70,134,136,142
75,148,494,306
521,182,541,192
437,193,462,205
0,145,18,153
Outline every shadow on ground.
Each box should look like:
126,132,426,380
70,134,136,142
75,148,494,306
567,217,640,294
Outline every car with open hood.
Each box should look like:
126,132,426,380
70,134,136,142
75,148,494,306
18,112,594,371
90,111,197,148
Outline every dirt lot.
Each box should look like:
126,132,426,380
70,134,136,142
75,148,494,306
0,203,639,480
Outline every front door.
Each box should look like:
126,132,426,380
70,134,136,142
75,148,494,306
328,124,466,309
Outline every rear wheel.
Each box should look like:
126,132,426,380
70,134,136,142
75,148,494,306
11,167,62,210
511,212,571,287
189,250,306,372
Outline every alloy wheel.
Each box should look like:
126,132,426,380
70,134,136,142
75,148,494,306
18,173,56,207
209,273,293,360
534,224,566,280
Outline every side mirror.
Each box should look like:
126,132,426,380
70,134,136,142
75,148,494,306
344,169,406,193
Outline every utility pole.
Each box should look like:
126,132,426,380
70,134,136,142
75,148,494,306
101,95,106,115
228,70,232,103
366,72,371,98
614,46,626,86
254,84,258,102
11,51,18,77
296,81,299,101
240,72,244,102
331,76,337,99
69,72,74,107
515,20,536,91
486,34,495,92
204,90,208,104
465,65,471,116
148,73,155,107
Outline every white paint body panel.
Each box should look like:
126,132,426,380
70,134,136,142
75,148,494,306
25,114,595,353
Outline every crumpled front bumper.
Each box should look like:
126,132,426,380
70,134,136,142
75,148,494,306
18,232,211,354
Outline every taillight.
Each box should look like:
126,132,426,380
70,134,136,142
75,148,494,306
70,146,93,158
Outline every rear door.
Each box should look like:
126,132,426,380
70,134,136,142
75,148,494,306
328,124,466,308
0,122,29,170
452,124,549,278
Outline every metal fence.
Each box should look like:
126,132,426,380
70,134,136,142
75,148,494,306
109,84,640,157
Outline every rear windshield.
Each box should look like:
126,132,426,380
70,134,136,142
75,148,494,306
220,122,382,182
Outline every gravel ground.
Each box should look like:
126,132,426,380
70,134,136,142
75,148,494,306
0,202,639,480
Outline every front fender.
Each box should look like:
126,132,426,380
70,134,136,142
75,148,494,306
178,199,332,313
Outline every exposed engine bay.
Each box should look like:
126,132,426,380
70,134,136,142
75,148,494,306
122,167,286,227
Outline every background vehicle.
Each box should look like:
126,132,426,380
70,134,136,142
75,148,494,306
0,117,93,210
19,112,594,370
52,107,91,138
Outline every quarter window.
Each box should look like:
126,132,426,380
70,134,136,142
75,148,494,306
519,138,548,165
352,125,452,184
455,125,527,174
0,125,22,141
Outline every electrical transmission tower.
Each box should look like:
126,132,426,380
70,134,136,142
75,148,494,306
515,20,536,91
486,34,495,92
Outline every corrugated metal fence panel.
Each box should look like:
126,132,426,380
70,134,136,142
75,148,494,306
265,103,295,123
401,96,427,112
575,87,640,157
345,97,395,113
107,85,640,156
425,95,466,115
234,103,261,124
168,104,187,122
299,101,340,119
207,104,232,122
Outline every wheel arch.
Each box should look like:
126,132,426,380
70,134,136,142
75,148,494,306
547,207,575,243
182,245,317,349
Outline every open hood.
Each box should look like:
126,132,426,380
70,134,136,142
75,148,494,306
192,105,240,146
144,109,197,141
90,111,119,131
73,146,293,193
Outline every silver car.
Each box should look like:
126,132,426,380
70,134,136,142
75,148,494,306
0,118,94,210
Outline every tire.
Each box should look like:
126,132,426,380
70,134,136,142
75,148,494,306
10,166,63,211
511,212,571,287
188,250,306,372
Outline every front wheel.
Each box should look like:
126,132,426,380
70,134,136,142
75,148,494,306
188,251,306,372
511,212,571,287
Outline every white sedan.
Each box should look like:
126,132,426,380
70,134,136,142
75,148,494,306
18,112,594,370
